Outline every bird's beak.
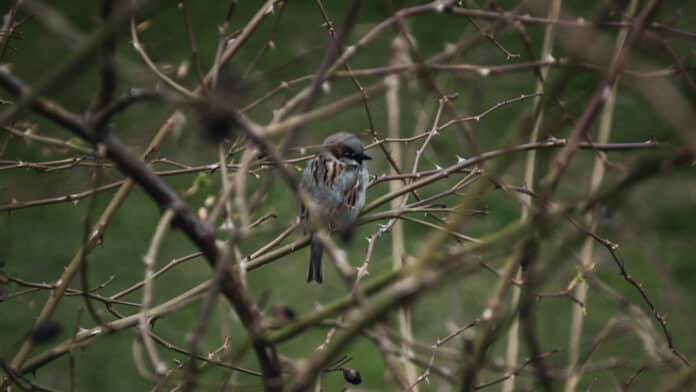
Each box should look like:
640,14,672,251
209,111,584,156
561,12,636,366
358,152,372,161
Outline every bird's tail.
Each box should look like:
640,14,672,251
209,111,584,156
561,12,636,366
307,235,323,284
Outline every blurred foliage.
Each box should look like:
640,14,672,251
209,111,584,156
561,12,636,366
1,1,696,391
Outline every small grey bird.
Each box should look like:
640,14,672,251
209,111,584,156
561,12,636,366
300,132,371,283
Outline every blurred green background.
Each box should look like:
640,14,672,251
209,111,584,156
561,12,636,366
1,1,696,390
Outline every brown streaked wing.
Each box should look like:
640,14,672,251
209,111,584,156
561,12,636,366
311,156,320,185
343,176,361,209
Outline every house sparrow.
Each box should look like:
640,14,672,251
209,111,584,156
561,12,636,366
300,132,371,283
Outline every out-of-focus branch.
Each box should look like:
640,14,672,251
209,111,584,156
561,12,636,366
0,1,279,383
385,33,417,388
139,209,175,376
539,0,664,199
130,16,198,99
511,4,666,384
19,282,210,375
565,1,637,390
2,125,96,155
0,0,168,127
0,66,283,392
505,1,561,390
0,1,21,62
2,1,695,390
449,6,696,41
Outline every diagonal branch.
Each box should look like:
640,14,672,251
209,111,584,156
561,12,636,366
0,67,283,392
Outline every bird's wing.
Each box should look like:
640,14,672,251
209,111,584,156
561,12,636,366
338,167,363,210
302,153,360,210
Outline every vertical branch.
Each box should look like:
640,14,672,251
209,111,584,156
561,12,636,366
234,148,256,233
179,0,205,87
76,0,119,329
78,160,110,329
92,0,117,115
184,144,248,392
139,209,176,376
385,34,418,388
503,1,561,391
564,1,638,390
460,240,530,391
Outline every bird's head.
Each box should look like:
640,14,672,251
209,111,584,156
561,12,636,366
323,132,372,164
